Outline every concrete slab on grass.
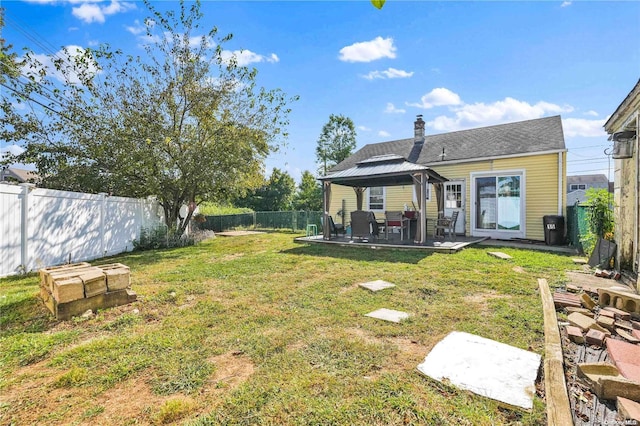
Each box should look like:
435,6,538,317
365,308,409,323
488,251,513,260
359,280,396,292
417,331,541,410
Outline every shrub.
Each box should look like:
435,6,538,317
580,188,614,256
133,225,214,251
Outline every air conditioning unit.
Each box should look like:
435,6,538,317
612,131,636,159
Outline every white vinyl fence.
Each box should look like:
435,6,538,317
0,183,163,277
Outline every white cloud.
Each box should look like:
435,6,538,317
562,118,607,137
358,126,371,132
378,130,391,137
0,145,25,157
87,39,99,47
221,50,279,67
407,87,463,109
72,1,135,24
426,97,574,132
339,36,396,63
362,67,413,80
584,110,599,117
126,19,146,35
384,103,406,114
21,45,100,84
561,1,572,7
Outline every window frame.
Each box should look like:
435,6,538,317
367,186,386,211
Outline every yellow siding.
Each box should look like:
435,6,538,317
328,153,564,241
490,154,561,241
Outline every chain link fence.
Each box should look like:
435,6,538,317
199,211,323,232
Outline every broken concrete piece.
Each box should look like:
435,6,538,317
417,331,541,410
604,306,631,321
567,312,595,331
51,276,85,303
358,280,396,292
577,363,640,401
633,321,640,330
617,329,640,344
365,308,409,323
572,258,588,265
566,284,580,293
487,251,512,260
607,339,640,384
580,293,597,310
596,316,615,331
585,329,606,347
567,312,611,335
618,397,640,421
565,307,594,317
565,325,585,344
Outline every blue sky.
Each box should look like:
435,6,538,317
2,0,639,183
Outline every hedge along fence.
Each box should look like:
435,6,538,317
200,211,323,232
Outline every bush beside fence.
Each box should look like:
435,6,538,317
200,211,323,232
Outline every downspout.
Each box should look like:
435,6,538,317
557,151,563,216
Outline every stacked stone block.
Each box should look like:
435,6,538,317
39,262,136,320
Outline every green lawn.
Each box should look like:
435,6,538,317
0,232,578,425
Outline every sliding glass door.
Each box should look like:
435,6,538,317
472,172,524,238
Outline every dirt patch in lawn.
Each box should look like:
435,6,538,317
463,291,511,315
203,352,255,395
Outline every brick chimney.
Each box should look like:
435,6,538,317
414,114,425,143
408,115,425,163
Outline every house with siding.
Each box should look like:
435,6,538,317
327,115,567,241
604,79,639,278
566,174,611,205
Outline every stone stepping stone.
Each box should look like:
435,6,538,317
359,280,396,292
488,251,512,260
365,308,410,323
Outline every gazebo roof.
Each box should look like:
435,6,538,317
319,154,447,187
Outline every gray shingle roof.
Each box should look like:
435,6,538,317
332,115,566,172
566,174,609,184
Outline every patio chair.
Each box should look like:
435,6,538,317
329,215,346,237
433,210,459,241
385,211,408,241
351,210,380,241
368,211,382,239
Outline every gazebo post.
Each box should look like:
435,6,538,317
323,181,331,240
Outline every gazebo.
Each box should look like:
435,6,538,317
318,154,448,244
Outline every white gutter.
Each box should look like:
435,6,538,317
558,151,563,216
424,148,567,167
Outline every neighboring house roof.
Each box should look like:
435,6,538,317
332,115,566,172
567,174,609,185
0,167,40,184
604,79,640,133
